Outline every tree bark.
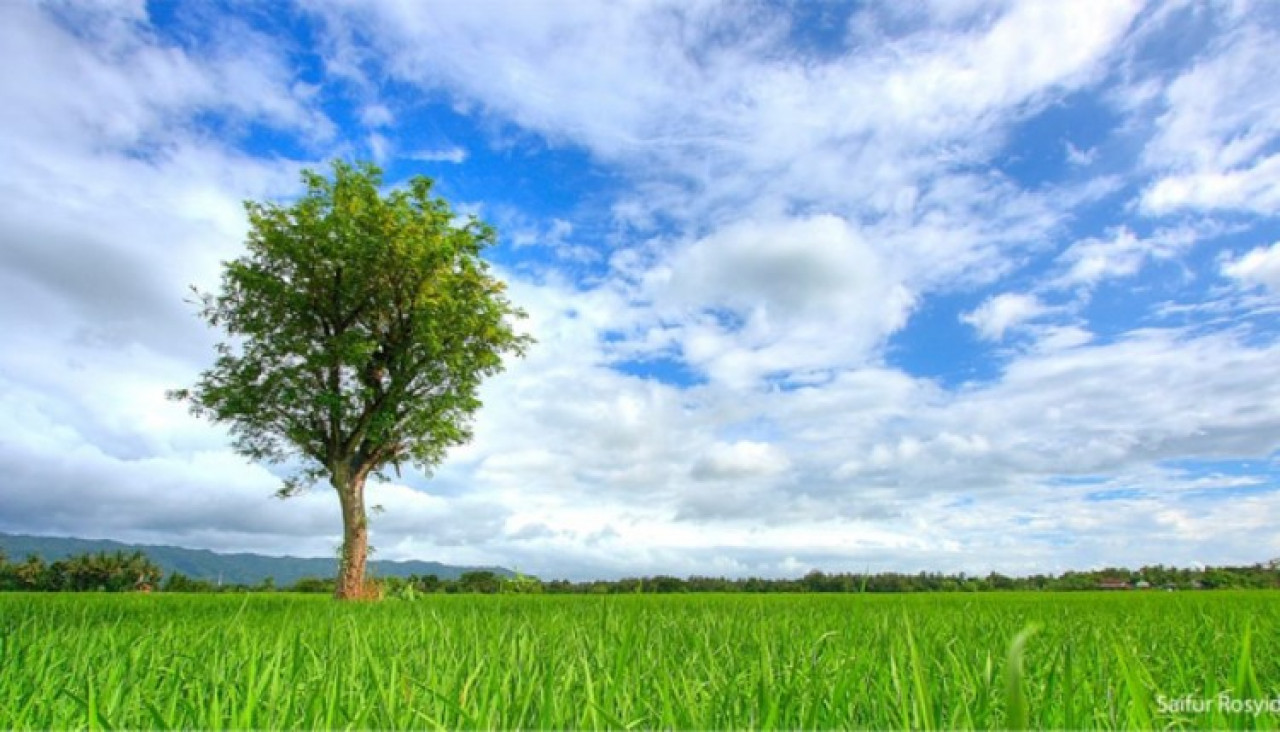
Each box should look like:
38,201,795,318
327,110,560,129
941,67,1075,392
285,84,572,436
333,464,372,600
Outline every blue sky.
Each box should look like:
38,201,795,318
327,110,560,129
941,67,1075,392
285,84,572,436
1,1,1279,579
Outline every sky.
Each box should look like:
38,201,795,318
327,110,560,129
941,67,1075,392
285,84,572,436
2,0,1279,580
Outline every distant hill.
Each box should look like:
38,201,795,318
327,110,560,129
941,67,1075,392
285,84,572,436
0,533,513,586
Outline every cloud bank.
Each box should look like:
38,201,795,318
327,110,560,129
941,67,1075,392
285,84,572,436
1,0,1278,579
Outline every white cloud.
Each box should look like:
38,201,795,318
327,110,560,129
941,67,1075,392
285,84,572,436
308,0,1141,223
359,103,394,128
1141,25,1280,215
1,4,332,153
301,0,1145,400
0,3,334,550
641,215,914,386
3,1,1278,580
507,216,584,259
1143,158,1280,214
408,146,469,164
692,441,791,481
368,131,392,162
1059,228,1147,286
961,293,1046,341
1065,141,1097,166
1222,241,1280,293
1052,226,1195,290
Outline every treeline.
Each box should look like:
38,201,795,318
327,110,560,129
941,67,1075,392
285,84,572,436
5,548,1278,594
0,549,161,592
316,564,1278,596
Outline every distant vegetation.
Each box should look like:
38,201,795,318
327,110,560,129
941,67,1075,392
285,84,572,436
0,533,511,587
374,563,1280,595
3,539,1276,594
0,549,160,592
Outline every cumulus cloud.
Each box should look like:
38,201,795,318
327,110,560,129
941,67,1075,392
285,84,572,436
0,2,320,353
1051,226,1198,292
307,0,1141,221
1140,24,1280,215
961,293,1046,341
1222,241,1280,293
3,1,1278,580
642,215,913,385
0,3,329,549
692,441,791,481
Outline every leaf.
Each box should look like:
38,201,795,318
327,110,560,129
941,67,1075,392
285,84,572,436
1004,623,1040,731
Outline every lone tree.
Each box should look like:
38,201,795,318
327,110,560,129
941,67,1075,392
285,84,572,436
172,161,531,599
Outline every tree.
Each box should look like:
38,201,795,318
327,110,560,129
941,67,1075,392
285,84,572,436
407,573,441,593
163,572,217,593
15,555,47,589
458,570,502,594
172,161,531,599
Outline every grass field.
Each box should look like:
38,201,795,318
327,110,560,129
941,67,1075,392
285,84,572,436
1,591,1277,730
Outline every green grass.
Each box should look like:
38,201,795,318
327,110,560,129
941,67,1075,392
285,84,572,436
1,592,1277,729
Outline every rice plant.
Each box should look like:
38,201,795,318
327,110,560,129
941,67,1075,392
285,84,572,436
0,591,1275,729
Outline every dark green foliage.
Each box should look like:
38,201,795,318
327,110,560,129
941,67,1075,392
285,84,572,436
172,160,531,489
526,565,1280,594
161,572,217,593
407,573,441,593
288,576,337,594
169,161,531,596
0,550,160,592
458,570,502,594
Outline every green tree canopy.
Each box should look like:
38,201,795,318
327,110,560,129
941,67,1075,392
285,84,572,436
173,161,531,598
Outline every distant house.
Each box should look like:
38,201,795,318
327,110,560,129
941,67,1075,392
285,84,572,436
1134,580,1151,590
1098,579,1131,590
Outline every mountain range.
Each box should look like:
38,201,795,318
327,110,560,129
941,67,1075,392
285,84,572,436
0,532,512,586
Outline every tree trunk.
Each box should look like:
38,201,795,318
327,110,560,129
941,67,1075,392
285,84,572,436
333,464,372,600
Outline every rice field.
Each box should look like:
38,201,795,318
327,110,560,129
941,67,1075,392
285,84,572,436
1,591,1277,730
